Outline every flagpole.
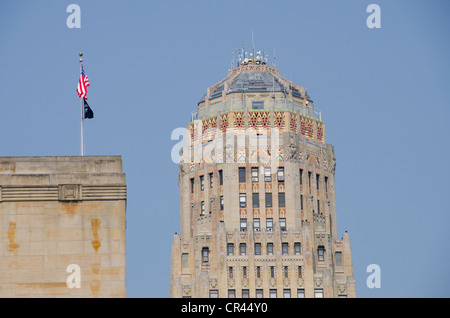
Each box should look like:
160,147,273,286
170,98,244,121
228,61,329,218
79,52,84,156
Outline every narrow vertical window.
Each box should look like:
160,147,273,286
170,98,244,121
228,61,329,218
316,173,320,190
255,243,261,255
264,167,271,182
301,194,304,210
252,193,260,208
240,243,246,256
200,175,205,191
300,168,303,185
256,266,261,278
243,266,247,278
335,251,343,267
201,201,205,215
277,167,284,182
190,178,194,194
294,242,301,255
279,218,286,231
182,253,189,268
267,242,274,255
308,171,311,188
229,266,233,278
240,218,247,232
265,192,272,207
253,218,260,232
251,167,259,182
239,167,246,183
202,247,209,263
298,266,302,278
282,242,289,255
318,246,325,261
239,193,246,208
270,266,275,278
278,192,285,207
227,243,234,256
284,266,289,278
219,170,223,186
209,172,213,188
317,199,320,214
266,218,273,232
325,176,328,192
220,196,224,210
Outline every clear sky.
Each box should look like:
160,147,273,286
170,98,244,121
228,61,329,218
1,0,449,298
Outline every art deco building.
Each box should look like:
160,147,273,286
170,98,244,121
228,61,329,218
170,55,356,298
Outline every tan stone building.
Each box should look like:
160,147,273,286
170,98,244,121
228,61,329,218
0,156,126,297
170,55,356,298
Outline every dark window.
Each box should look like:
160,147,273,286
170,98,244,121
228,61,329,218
294,242,301,255
229,267,233,278
318,246,325,261
209,173,213,188
277,167,285,182
190,178,194,194
325,176,328,192
202,247,209,262
255,243,261,255
243,266,247,278
267,242,274,255
278,192,285,208
227,243,234,256
220,196,224,210
301,194,304,210
282,242,289,255
300,169,303,185
316,173,320,190
239,167,246,183
200,175,205,191
201,201,205,215
240,243,246,256
265,193,272,207
308,171,311,188
252,101,264,110
270,266,275,279
252,193,259,208
219,170,223,185
298,266,302,278
284,266,289,278
256,266,261,278
317,200,320,214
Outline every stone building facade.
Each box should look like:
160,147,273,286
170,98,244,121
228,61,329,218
170,56,356,298
0,156,126,297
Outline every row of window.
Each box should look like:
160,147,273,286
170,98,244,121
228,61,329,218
208,288,329,298
227,242,301,256
202,246,339,264
238,192,285,208
192,168,329,193
228,265,303,280
239,218,285,232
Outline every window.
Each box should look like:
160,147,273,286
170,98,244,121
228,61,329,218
298,266,302,278
182,253,189,268
267,242,274,255
335,251,343,267
219,170,223,186
253,218,260,232
266,218,273,232
252,101,264,110
200,175,205,191
338,294,348,298
251,167,259,182
209,290,218,298
316,173,320,190
282,242,289,255
256,289,263,298
256,266,261,278
228,289,235,298
265,192,272,207
269,289,277,298
277,167,285,182
314,289,324,298
300,169,303,185
270,266,275,278
202,247,209,263
325,176,328,192
240,218,247,232
243,266,247,278
318,246,325,261
284,266,289,278
252,193,259,208
264,167,272,182
317,200,320,214
283,289,291,298
255,243,261,256
227,243,234,256
239,167,246,183
220,196,224,210
209,172,213,188
229,267,233,279
239,243,246,256
300,194,304,210
308,171,311,187
297,289,305,298
278,192,285,208
242,289,249,298
190,178,194,194
294,242,301,255
201,201,205,215
279,218,286,231
239,193,246,208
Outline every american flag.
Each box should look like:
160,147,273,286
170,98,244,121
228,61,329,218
76,65,90,98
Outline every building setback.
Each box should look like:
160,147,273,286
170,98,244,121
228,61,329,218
0,156,126,297
170,56,356,298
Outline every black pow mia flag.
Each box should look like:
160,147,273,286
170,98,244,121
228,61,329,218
83,98,94,119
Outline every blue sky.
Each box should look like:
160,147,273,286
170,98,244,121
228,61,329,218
1,0,449,298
